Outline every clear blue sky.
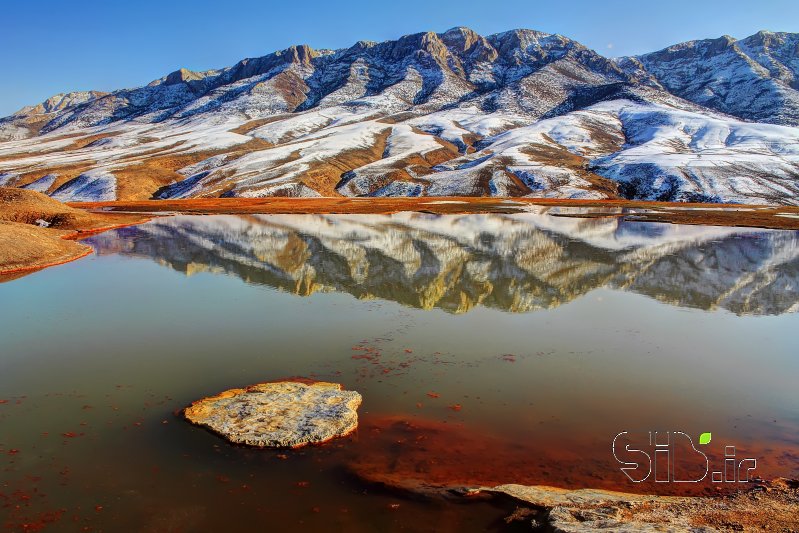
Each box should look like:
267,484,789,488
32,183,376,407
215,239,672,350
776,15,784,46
2,0,798,117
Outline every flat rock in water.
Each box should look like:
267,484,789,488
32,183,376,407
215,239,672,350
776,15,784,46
184,381,362,448
477,480,799,532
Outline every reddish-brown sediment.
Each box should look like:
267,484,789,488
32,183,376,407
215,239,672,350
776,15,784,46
345,415,798,498
73,197,799,230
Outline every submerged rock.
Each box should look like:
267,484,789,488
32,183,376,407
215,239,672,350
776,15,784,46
184,381,361,448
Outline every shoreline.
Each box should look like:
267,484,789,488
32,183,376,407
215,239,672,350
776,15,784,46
4,194,799,278
468,478,799,531
0,218,154,277
0,187,150,277
73,196,799,230
0,239,92,276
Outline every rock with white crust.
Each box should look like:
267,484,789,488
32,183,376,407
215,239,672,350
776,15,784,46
184,381,361,448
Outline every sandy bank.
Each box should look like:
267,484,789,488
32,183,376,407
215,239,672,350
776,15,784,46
0,187,148,276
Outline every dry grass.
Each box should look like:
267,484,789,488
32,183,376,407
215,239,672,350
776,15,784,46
63,131,123,151
0,187,148,275
291,129,393,196
0,221,91,274
11,161,97,192
328,131,462,195
110,139,272,200
4,134,276,200
520,140,621,198
0,132,121,163
377,112,421,124
229,115,293,135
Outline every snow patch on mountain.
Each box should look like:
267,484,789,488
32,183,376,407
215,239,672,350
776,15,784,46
21,173,58,193
51,170,117,202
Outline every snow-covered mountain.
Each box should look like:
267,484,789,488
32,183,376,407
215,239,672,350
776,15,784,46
1,28,799,204
85,213,799,315
616,31,799,125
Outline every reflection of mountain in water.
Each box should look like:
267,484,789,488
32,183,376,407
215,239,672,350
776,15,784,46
86,213,799,315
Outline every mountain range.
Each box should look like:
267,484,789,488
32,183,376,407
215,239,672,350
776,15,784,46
1,27,799,204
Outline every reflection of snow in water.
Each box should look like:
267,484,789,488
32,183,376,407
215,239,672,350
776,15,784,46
85,213,799,316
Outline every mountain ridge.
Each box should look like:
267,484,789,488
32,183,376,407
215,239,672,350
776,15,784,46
1,27,798,204
6,27,797,128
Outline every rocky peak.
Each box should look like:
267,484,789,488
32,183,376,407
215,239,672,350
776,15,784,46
742,30,795,49
337,40,378,63
626,31,799,124
642,34,737,62
487,28,555,61
439,26,498,63
749,30,776,45
382,30,450,63
712,34,737,52
10,90,106,118
162,67,207,86
738,31,799,88
348,40,377,52
278,44,318,65
3,26,799,141
226,44,318,84
439,26,480,51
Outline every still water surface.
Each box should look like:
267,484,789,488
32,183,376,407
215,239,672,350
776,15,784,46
1,213,798,531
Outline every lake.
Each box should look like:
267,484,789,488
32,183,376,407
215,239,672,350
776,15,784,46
1,212,798,531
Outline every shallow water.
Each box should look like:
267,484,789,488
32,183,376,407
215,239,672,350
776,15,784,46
1,212,798,531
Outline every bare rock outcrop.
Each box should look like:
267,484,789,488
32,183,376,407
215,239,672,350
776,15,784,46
183,381,362,448
477,479,799,532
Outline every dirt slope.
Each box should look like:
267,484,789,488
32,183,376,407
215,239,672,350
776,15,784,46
0,187,147,275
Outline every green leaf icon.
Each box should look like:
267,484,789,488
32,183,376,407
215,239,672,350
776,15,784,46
699,432,712,445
